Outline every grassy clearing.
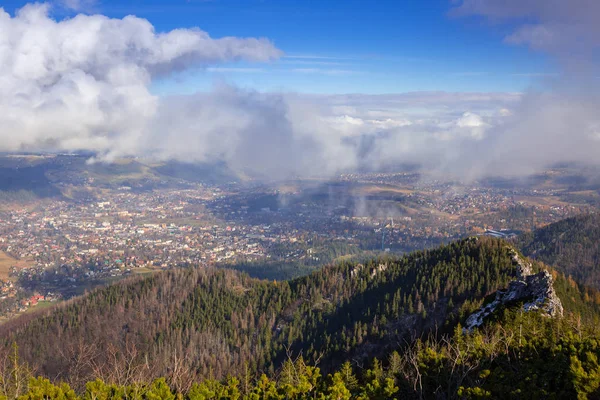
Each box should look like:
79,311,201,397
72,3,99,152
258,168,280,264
23,300,57,314
0,251,32,280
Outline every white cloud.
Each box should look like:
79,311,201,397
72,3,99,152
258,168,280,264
0,3,536,182
0,3,281,159
451,0,600,57
456,112,486,128
57,0,97,12
2,3,520,181
3,1,600,182
498,108,512,117
444,0,600,178
130,87,520,180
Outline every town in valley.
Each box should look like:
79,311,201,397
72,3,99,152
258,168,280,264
0,154,593,320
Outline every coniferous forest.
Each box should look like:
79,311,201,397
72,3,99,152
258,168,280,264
516,213,600,289
1,236,600,398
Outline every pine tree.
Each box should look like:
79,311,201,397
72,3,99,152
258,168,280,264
338,361,358,391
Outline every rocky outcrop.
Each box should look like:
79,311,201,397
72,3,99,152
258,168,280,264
370,263,388,278
513,251,532,280
350,264,364,278
350,263,388,279
465,249,563,331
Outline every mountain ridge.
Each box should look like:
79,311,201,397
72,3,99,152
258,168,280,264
1,236,600,397
465,248,563,330
516,213,600,289
1,238,589,383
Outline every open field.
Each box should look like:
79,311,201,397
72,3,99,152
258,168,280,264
359,185,415,195
23,300,57,315
513,194,572,208
0,251,33,280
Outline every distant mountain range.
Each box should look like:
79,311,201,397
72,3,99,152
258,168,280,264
0,154,239,200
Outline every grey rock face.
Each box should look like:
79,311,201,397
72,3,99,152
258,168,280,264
521,270,564,317
465,249,563,331
513,252,533,280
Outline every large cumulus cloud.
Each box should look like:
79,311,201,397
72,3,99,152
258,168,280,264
0,3,280,159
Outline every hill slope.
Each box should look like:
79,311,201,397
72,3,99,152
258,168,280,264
2,237,600,396
0,154,240,200
516,213,600,289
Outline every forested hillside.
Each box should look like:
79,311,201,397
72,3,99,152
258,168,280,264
516,213,600,289
2,237,600,398
3,302,600,398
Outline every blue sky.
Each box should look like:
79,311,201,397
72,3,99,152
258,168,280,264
3,0,556,94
